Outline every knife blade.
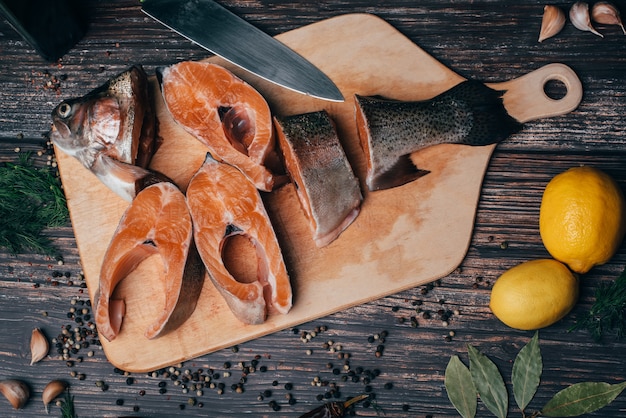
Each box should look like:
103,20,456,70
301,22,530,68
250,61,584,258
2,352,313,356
141,0,344,102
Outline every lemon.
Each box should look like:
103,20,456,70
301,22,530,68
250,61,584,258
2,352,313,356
539,166,626,274
489,259,578,330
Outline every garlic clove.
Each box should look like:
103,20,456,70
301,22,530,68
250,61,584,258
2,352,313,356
0,379,30,409
42,380,68,413
570,1,604,37
592,1,626,34
30,327,49,365
539,5,566,42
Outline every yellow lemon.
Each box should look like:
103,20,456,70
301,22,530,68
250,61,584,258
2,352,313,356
539,166,626,274
489,259,579,330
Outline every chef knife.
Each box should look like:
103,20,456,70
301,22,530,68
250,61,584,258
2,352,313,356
141,0,344,102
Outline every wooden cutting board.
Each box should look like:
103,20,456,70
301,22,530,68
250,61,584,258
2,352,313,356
55,13,582,372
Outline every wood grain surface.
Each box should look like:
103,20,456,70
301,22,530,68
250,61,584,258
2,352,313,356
56,13,581,373
1,1,626,417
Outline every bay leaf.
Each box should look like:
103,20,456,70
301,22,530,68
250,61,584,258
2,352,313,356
445,355,477,418
512,331,542,411
541,381,626,417
468,344,508,418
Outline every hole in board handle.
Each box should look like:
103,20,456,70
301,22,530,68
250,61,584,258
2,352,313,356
543,78,568,100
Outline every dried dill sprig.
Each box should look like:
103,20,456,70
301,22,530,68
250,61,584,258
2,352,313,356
0,153,69,255
570,266,626,342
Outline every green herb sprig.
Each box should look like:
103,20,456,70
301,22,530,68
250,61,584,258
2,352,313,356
0,153,69,255
445,332,626,417
570,266,626,342
60,389,77,418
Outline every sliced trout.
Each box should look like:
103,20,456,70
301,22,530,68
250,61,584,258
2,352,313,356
158,61,283,192
95,182,204,341
355,80,523,191
275,111,362,247
51,65,163,200
186,153,292,325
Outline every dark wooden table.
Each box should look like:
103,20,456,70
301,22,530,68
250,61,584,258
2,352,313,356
2,1,626,417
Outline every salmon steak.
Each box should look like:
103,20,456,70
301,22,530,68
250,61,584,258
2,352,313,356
275,111,363,247
355,80,522,191
50,65,166,201
95,181,205,341
157,61,284,192
186,153,292,325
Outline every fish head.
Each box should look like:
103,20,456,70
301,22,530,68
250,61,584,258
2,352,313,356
51,91,122,169
50,65,151,171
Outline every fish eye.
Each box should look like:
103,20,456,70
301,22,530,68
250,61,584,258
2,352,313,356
57,102,72,118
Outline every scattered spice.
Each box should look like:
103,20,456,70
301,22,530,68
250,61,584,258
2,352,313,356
298,394,368,418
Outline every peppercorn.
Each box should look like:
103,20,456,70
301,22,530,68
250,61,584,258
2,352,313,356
270,400,280,411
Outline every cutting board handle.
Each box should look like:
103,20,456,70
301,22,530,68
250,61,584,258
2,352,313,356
487,63,583,124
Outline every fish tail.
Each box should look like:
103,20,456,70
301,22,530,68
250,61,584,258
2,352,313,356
449,80,523,145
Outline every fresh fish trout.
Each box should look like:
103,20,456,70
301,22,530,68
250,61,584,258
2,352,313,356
275,110,362,247
50,65,166,201
355,80,523,191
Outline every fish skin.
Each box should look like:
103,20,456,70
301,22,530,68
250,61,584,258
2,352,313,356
186,153,292,325
50,65,164,200
94,181,205,341
355,80,523,191
275,111,363,247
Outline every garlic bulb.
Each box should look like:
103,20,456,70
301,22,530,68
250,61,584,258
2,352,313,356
0,379,30,409
42,380,68,413
570,1,604,37
592,1,626,34
30,327,49,365
539,5,566,42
